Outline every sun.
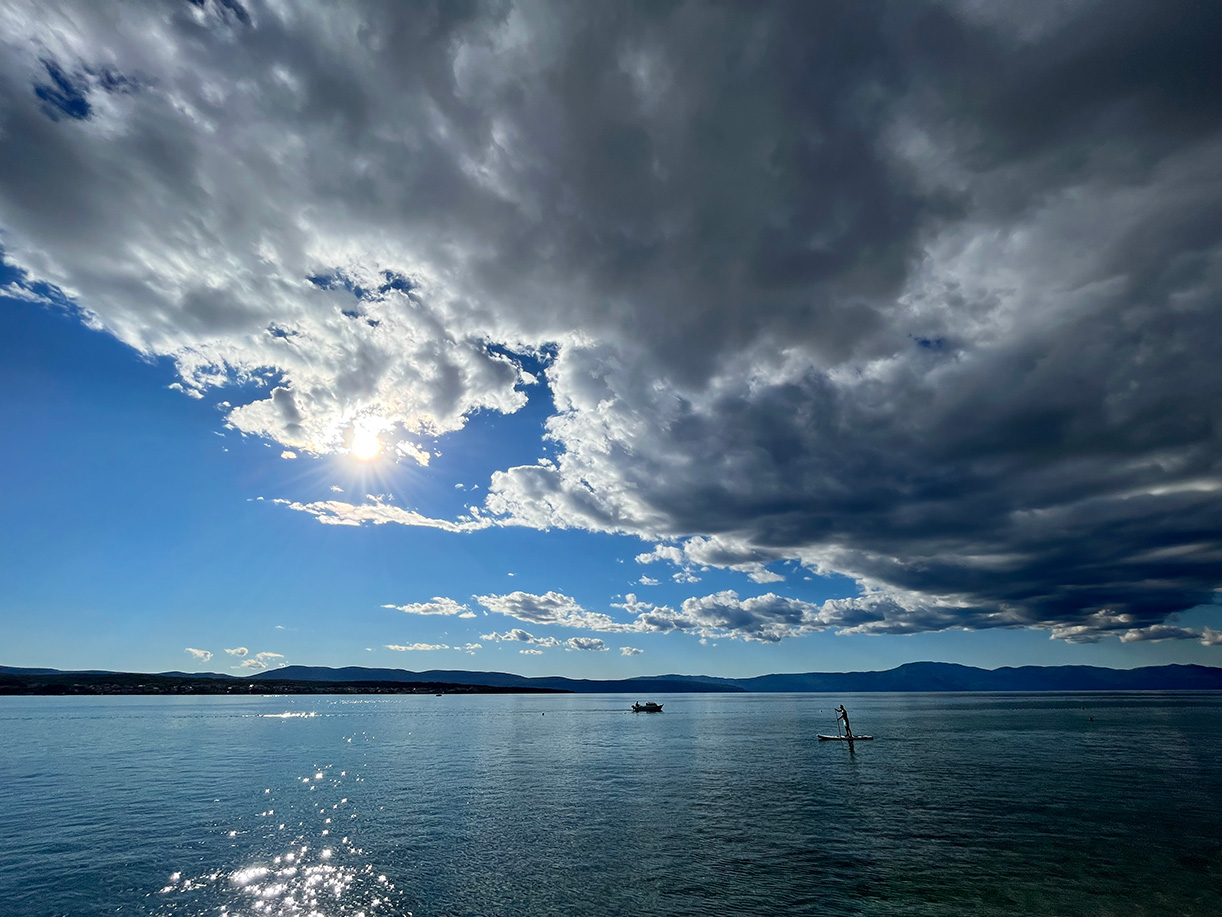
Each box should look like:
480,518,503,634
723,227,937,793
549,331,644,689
348,427,383,461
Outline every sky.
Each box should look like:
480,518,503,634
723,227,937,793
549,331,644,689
1,0,1220,679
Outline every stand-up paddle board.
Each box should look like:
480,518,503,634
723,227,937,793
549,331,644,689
819,705,874,741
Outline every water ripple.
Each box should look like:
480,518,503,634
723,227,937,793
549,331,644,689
3,692,1221,916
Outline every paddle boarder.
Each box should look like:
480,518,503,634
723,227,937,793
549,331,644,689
835,704,854,739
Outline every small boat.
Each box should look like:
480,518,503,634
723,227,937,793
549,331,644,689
818,704,872,740
632,702,663,713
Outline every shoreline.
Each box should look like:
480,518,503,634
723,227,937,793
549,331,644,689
0,672,570,696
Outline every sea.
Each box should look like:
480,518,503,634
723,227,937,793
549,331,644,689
2,691,1220,917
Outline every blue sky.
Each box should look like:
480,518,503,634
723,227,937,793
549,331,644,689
1,1,1220,678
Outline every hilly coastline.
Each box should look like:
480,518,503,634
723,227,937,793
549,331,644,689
259,661,1222,692
3,661,1221,695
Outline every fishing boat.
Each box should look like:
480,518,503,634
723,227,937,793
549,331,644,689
632,702,663,713
817,704,873,740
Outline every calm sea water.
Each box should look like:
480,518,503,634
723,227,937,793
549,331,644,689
2,692,1220,917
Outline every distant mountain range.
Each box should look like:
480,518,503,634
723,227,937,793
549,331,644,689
4,661,1221,694
256,662,1222,692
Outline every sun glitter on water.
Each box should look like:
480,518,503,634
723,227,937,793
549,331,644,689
348,427,382,461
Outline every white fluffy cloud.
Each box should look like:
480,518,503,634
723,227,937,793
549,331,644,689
480,628,606,652
635,536,787,585
469,589,964,644
610,591,828,644
237,651,285,670
481,629,560,648
386,643,449,652
475,591,621,631
636,546,684,567
224,647,249,657
1121,625,1222,646
184,647,212,662
273,497,490,532
565,637,608,652
383,598,474,618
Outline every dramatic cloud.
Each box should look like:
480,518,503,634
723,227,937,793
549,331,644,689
184,647,212,663
224,647,249,657
4,1,1221,643
383,598,474,618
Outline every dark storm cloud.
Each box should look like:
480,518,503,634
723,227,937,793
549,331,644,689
2,1,1220,640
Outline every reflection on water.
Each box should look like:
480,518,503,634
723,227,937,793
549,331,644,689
153,757,403,917
2,693,1221,917
157,844,401,916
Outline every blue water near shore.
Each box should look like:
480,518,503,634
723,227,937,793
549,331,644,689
2,692,1221,916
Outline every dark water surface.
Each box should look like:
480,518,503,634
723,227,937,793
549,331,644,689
2,692,1220,916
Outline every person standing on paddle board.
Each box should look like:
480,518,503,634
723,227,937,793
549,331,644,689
835,705,853,738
